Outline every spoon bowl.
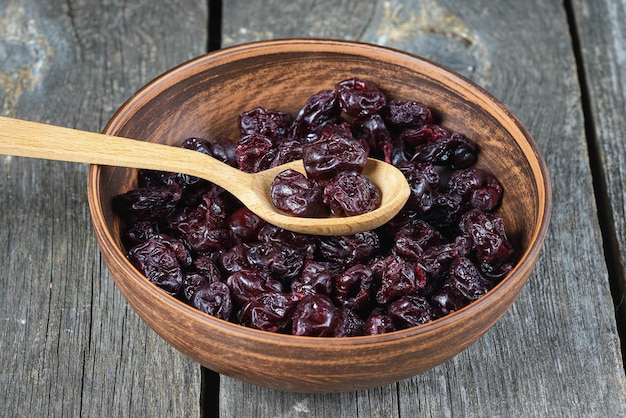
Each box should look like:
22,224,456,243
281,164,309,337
0,116,409,235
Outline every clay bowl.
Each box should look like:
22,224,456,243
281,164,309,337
87,39,551,393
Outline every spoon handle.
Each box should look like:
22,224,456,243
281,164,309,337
0,116,247,190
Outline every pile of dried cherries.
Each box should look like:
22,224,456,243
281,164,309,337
113,78,516,337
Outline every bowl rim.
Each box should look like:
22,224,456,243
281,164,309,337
89,38,553,346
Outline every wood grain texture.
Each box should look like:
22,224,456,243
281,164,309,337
0,0,206,416
572,0,626,330
1,0,625,415
219,0,626,416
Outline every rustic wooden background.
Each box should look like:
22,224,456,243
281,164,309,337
1,0,625,416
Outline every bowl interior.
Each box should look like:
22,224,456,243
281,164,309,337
88,40,551,392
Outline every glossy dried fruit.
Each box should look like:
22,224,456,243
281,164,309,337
191,281,233,320
448,168,503,212
227,207,266,243
114,184,182,222
226,268,283,305
333,264,374,311
318,231,380,264
302,123,367,180
127,234,190,296
245,241,305,282
375,255,426,304
335,78,387,118
290,89,341,142
323,171,381,217
351,114,391,159
388,295,439,328
333,307,365,337
363,308,396,335
235,133,275,173
115,78,517,337
431,257,492,315
380,99,432,128
399,162,440,213
239,107,293,141
291,261,333,297
292,294,339,336
238,291,295,333
166,194,229,252
270,169,323,217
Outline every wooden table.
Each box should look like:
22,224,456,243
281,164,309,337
2,0,625,416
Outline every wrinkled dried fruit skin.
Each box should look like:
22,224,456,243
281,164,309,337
302,123,368,180
460,209,514,269
413,131,478,168
236,133,275,173
127,234,190,296
291,261,333,297
375,255,426,304
388,295,440,328
432,257,492,314
336,78,387,118
318,231,380,265
323,171,381,216
183,271,210,301
399,162,440,213
114,77,517,336
114,184,182,222
238,292,295,333
333,264,374,312
351,114,391,160
191,255,222,281
209,135,238,167
380,99,433,128
245,241,305,282
392,219,442,261
270,140,303,167
270,169,323,217
239,107,293,141
219,243,250,275
290,89,341,142
333,307,365,337
226,268,283,306
124,220,159,246
191,281,233,320
292,295,339,336
227,207,266,243
257,224,317,260
363,308,396,335
448,168,503,212
167,194,229,253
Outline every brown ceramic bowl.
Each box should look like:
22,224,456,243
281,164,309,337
87,39,551,393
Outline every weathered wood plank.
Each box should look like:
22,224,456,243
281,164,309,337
221,0,378,47
219,0,626,416
572,0,626,340
0,0,207,416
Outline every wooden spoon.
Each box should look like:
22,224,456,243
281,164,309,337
0,116,410,236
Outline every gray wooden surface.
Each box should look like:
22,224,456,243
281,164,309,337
1,0,626,417
0,0,205,416
573,0,626,340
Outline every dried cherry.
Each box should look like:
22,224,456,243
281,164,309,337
335,78,387,118
301,123,367,180
270,169,323,217
323,171,381,217
292,294,339,336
